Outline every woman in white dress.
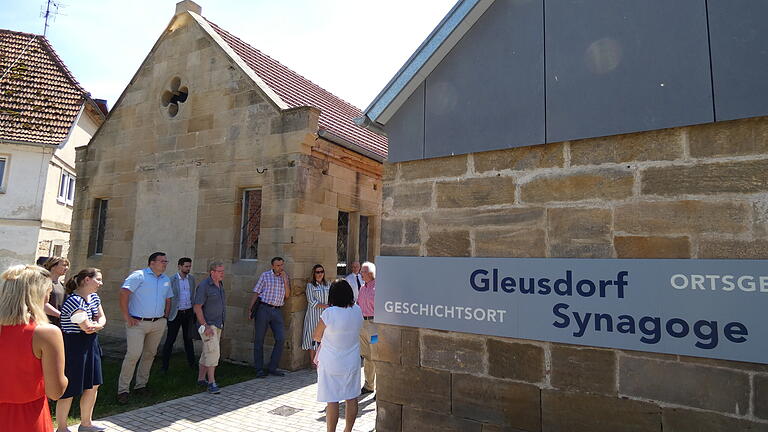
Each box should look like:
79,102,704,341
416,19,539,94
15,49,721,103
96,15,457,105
302,264,330,366
313,280,363,432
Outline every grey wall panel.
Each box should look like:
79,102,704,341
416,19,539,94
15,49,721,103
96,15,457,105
545,0,714,143
423,0,545,159
386,82,425,163
708,0,768,121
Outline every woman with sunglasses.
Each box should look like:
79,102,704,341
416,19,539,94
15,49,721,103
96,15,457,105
301,264,330,366
42,256,70,327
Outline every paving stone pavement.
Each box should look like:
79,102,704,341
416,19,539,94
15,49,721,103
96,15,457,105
78,368,377,432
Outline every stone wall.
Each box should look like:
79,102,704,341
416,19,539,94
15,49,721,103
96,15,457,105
376,116,768,431
69,16,381,371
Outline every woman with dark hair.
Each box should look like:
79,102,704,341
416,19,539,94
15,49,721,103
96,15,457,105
302,264,330,365
55,268,106,432
0,265,68,432
42,256,70,326
312,280,363,432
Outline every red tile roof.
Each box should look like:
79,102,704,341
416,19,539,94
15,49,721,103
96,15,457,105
206,20,388,159
0,29,89,145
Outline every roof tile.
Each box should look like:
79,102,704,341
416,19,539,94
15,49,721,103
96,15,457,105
206,20,388,159
0,29,88,145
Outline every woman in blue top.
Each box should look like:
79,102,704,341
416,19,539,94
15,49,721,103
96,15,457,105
55,268,106,432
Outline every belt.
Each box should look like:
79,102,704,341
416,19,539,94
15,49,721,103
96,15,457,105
131,316,164,321
363,316,374,320
262,303,282,309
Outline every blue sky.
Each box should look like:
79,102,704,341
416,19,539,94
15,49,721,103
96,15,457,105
0,0,456,109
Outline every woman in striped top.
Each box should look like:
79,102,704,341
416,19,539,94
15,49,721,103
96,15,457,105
55,268,106,432
302,264,330,366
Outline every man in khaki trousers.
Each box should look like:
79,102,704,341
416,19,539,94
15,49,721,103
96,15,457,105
357,262,377,394
117,252,173,403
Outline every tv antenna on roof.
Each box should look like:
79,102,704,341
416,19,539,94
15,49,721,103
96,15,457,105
40,0,66,36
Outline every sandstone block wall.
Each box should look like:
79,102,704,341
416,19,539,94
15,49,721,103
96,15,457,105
377,116,768,431
69,18,381,370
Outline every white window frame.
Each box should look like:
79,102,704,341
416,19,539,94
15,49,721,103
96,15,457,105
57,170,75,206
0,155,9,193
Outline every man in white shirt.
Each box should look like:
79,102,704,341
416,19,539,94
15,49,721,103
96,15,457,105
161,257,197,372
345,261,364,301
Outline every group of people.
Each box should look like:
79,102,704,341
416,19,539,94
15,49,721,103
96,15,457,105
0,252,378,432
300,260,377,432
116,252,226,400
0,259,106,432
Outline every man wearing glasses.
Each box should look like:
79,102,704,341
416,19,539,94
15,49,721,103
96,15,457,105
249,256,291,378
117,252,173,403
194,262,226,394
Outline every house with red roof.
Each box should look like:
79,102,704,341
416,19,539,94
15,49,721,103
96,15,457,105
68,1,386,369
0,29,105,270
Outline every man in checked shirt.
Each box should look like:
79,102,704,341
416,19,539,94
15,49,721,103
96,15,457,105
249,256,291,378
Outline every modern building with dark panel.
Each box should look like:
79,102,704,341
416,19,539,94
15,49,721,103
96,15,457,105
358,0,768,430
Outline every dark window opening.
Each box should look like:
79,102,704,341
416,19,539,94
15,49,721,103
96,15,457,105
337,211,349,275
89,199,108,256
358,215,369,263
240,189,262,260
161,77,189,118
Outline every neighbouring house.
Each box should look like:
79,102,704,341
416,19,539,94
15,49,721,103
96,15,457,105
0,29,106,270
68,1,386,369
357,0,768,430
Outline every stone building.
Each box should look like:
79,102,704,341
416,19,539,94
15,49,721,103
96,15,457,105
69,1,385,370
0,29,105,270
357,0,768,430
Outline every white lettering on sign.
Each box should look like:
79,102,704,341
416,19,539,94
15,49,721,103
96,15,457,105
670,274,768,293
384,301,507,323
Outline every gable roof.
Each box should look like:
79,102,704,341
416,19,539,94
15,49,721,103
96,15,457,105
202,19,388,159
0,29,94,145
358,0,493,131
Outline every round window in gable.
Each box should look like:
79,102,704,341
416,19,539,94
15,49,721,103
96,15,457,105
160,77,189,118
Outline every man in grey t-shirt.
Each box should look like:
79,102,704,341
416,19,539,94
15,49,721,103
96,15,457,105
193,261,226,394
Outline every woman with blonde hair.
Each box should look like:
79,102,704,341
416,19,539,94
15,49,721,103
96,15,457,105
42,256,70,326
302,264,330,366
55,268,107,432
0,265,68,432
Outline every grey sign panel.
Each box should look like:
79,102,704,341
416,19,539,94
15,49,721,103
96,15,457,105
708,0,768,121
545,0,714,143
423,0,545,159
386,82,425,163
376,256,768,364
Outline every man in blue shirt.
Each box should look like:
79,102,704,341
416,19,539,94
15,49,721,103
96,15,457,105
117,252,173,403
161,257,197,372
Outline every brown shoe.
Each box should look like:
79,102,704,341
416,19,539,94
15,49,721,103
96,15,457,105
117,392,129,404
